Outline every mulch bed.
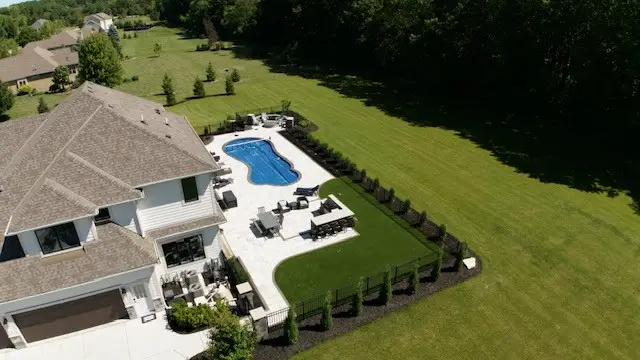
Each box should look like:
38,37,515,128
252,254,482,360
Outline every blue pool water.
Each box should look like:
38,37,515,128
223,138,300,185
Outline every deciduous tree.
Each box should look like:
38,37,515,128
78,33,123,87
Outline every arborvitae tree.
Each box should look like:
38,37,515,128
161,72,173,95
320,291,333,331
193,77,205,97
225,75,235,95
407,261,419,295
373,178,380,193
153,41,162,55
379,265,392,305
388,187,395,202
166,90,176,106
358,168,367,182
206,62,216,82
37,97,49,113
417,211,428,226
432,249,443,281
438,223,448,242
231,68,241,82
352,277,363,316
0,82,14,116
283,307,298,345
401,199,411,214
455,241,468,272
107,24,122,59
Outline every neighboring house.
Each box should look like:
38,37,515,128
0,83,225,349
30,19,48,30
0,29,94,92
84,12,113,32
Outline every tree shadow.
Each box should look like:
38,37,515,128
231,46,640,214
0,114,9,123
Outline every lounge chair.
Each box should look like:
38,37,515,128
297,196,309,209
294,185,319,196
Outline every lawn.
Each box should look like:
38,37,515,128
275,177,438,303
7,26,640,359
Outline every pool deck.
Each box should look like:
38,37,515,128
206,127,358,319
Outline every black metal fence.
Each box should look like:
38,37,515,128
265,254,436,334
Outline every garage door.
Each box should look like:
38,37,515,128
0,325,11,349
13,290,128,343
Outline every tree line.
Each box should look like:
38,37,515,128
157,0,639,138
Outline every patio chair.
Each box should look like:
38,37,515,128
293,185,320,196
297,196,309,209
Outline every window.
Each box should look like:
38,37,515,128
0,235,25,262
35,222,81,255
161,235,205,268
17,79,28,87
94,207,111,225
181,177,199,203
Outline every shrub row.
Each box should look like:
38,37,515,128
167,300,217,332
227,257,250,285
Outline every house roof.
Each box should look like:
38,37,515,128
30,19,48,30
0,223,157,303
85,12,113,21
0,47,64,83
23,30,80,52
0,82,218,235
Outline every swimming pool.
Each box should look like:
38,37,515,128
223,138,300,185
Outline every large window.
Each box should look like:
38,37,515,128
161,235,205,268
94,207,111,225
181,177,199,203
35,222,81,255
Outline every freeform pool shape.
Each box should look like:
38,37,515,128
223,137,300,185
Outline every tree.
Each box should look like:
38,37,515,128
358,168,367,182
438,223,447,242
388,187,395,202
37,97,49,113
161,72,173,95
206,62,216,82
193,77,205,97
0,38,18,59
52,66,70,92
431,249,443,282
231,68,241,82
372,178,380,193
206,301,256,360
107,25,123,59
352,277,363,316
78,33,123,87
153,41,162,55
320,291,333,331
283,307,298,345
0,82,15,116
225,75,235,95
455,241,468,272
400,199,411,215
281,99,291,112
15,26,41,47
166,90,177,106
407,261,419,295
417,211,428,227
379,265,392,305
221,0,259,36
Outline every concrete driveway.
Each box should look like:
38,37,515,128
0,313,209,360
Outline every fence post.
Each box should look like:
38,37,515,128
366,276,370,293
301,301,304,319
334,289,338,307
394,266,398,283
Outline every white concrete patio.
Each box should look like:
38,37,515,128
206,127,359,318
0,313,209,360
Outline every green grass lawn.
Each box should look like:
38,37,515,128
6,93,68,119
7,26,640,359
275,177,438,303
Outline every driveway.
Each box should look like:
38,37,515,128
0,313,209,360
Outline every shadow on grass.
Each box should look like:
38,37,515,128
185,93,229,100
231,45,640,214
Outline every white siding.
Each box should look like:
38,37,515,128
137,174,216,232
17,231,40,256
74,217,94,243
0,266,154,315
109,202,139,233
155,225,220,277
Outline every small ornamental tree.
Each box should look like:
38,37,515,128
193,77,205,98
107,24,122,59
431,249,443,281
153,41,162,55
352,277,363,316
206,62,216,82
161,72,172,95
166,90,176,106
281,99,292,112
225,75,235,95
379,265,392,305
417,211,428,227
52,65,70,91
407,261,419,295
438,223,448,242
206,300,256,360
388,187,395,202
320,291,333,331
372,178,380,194
0,82,14,115
401,199,411,215
358,168,367,182
283,307,298,345
231,68,241,82
455,241,468,272
37,97,49,113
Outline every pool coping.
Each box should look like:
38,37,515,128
223,136,302,187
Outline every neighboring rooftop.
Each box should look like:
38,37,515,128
85,12,113,21
30,19,48,30
23,29,83,52
0,46,77,83
0,223,157,303
0,82,218,235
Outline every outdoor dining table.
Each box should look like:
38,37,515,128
257,211,279,232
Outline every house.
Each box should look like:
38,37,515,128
30,19,48,30
0,29,95,92
83,12,113,32
0,83,226,349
